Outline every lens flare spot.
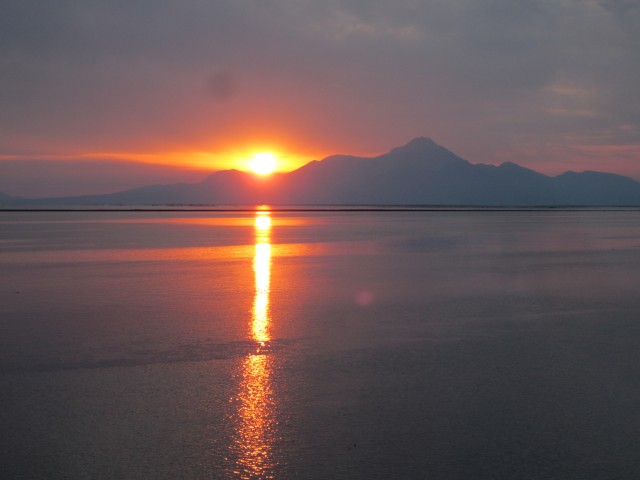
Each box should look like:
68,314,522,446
355,290,374,306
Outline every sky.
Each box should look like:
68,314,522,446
1,0,639,197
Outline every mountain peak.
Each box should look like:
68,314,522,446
389,137,439,155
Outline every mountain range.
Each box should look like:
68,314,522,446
3,137,640,206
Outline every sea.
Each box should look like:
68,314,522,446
1,208,640,479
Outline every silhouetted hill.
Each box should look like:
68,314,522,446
277,138,640,205
4,137,640,206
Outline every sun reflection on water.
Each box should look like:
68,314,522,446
230,210,277,479
252,213,271,345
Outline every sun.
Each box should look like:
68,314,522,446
248,152,277,175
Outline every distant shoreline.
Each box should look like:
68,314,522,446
2,205,640,213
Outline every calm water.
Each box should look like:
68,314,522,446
2,209,640,479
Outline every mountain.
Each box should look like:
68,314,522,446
4,137,640,206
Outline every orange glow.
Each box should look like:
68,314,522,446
230,210,277,478
72,147,310,173
19,131,350,175
248,152,277,175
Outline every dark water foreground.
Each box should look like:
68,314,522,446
1,210,640,479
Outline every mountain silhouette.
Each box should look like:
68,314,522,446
4,137,640,206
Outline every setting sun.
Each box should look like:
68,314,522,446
249,152,277,175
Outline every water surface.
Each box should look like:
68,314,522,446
2,209,640,479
